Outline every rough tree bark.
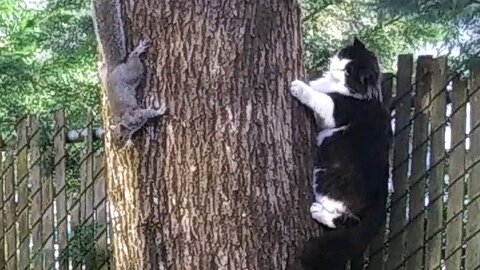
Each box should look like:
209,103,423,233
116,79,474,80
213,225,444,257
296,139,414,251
102,1,319,269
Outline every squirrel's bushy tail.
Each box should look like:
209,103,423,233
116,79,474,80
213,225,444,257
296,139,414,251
91,0,126,66
301,202,386,270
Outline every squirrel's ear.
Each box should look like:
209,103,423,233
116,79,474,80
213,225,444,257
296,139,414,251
353,37,365,48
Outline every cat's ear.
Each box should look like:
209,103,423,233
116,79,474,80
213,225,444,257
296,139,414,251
353,37,365,48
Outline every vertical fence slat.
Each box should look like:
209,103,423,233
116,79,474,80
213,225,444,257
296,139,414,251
350,253,365,270
0,141,5,269
94,151,109,269
405,56,432,269
4,151,16,270
426,57,448,270
368,72,394,270
387,54,413,270
445,77,467,269
70,171,80,270
465,63,480,269
41,150,54,269
70,122,81,244
382,73,394,109
30,116,42,268
16,117,29,270
54,110,67,268
85,108,94,224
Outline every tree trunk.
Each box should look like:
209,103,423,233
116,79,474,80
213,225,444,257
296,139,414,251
102,1,318,269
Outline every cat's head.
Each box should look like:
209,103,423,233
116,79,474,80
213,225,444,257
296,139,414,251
334,37,382,100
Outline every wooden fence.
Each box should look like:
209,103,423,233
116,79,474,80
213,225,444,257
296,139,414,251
354,55,480,270
0,110,109,270
0,54,479,270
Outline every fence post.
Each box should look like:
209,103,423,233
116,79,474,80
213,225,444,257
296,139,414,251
41,138,55,269
29,116,43,268
387,54,413,270
445,77,467,268
54,110,67,268
84,108,94,224
94,150,109,269
367,72,394,270
405,55,432,269
465,61,480,269
382,73,394,109
4,150,16,269
426,57,448,270
16,117,30,270
0,139,5,269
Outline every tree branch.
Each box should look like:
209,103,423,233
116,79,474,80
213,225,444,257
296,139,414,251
302,1,343,23
383,15,402,27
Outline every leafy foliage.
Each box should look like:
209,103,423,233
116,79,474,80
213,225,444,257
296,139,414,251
373,0,479,71
59,223,110,268
0,0,99,137
301,0,456,74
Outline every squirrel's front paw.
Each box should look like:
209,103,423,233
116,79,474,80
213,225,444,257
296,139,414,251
155,104,167,116
134,39,151,54
290,80,308,98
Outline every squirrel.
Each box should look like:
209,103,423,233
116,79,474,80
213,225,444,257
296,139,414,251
92,0,166,148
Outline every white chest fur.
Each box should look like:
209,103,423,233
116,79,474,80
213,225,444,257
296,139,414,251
316,125,348,146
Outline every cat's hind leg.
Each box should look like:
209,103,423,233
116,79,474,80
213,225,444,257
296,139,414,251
332,211,361,229
310,196,348,228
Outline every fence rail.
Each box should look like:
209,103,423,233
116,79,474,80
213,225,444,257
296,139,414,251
1,54,479,270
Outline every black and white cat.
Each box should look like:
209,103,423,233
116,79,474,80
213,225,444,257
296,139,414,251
291,38,392,270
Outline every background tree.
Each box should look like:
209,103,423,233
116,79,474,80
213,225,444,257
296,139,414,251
101,0,318,269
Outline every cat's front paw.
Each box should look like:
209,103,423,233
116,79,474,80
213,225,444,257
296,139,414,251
290,80,308,98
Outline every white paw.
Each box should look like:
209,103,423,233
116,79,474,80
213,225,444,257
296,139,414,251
290,80,308,98
310,202,336,228
310,202,324,215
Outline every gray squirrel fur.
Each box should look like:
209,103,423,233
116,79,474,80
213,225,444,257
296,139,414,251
92,0,166,148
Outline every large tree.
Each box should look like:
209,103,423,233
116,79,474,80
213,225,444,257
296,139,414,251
102,1,318,269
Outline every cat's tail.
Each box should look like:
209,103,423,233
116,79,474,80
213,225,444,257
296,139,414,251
301,201,386,270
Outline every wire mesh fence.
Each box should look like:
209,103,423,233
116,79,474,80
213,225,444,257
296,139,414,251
352,55,480,270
